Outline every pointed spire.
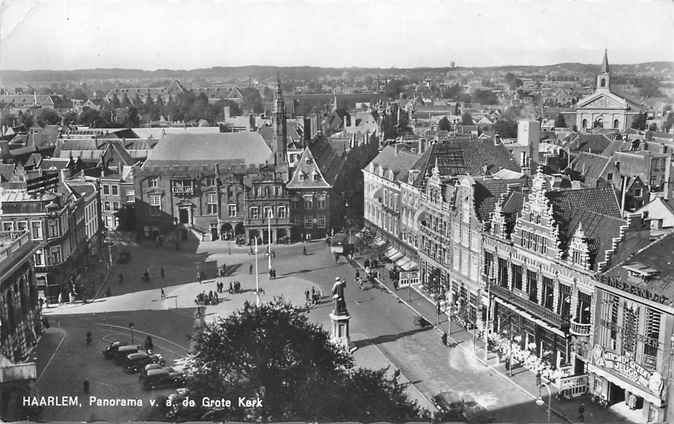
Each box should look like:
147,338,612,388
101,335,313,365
601,49,609,74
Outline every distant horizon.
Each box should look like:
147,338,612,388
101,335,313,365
2,59,673,74
1,0,672,71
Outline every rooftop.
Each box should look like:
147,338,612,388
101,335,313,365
145,132,272,166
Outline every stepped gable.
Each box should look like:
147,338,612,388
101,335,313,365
546,185,623,268
473,177,528,222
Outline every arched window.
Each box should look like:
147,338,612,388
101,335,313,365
600,78,606,88
582,119,588,129
613,119,619,129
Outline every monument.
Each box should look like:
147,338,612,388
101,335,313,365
330,277,351,350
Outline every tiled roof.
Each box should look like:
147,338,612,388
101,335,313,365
568,152,610,183
602,233,674,302
145,132,272,166
61,139,100,150
473,177,528,222
411,138,521,186
546,186,623,268
565,134,612,154
124,139,158,150
368,145,419,184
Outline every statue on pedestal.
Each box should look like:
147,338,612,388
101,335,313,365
332,277,348,316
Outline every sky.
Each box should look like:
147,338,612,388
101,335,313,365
0,0,673,70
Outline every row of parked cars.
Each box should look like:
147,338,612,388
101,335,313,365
102,341,185,390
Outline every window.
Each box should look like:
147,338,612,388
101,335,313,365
148,177,159,188
103,185,110,195
317,196,326,209
2,222,14,232
50,246,62,264
634,188,643,197
542,277,554,310
250,207,259,219
127,194,135,203
47,220,59,238
274,186,281,196
557,284,571,317
644,308,661,367
577,291,591,324
263,206,273,218
207,193,217,215
304,197,313,209
34,250,43,266
104,201,111,211
512,265,522,291
313,172,319,181
31,221,42,240
600,78,606,87
228,204,237,217
304,216,313,228
299,173,306,182
16,221,27,232
498,258,508,288
483,252,493,276
277,206,287,218
317,215,326,228
150,195,161,208
607,173,613,181
622,305,639,359
527,270,538,302
113,202,119,211
111,185,118,195
206,177,215,186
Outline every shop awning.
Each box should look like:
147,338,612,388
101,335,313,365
383,246,396,257
400,259,418,271
385,248,403,261
395,257,408,267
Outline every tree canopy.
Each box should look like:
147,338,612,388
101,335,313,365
36,108,60,127
494,118,518,138
461,112,473,125
631,112,647,130
438,116,451,131
472,89,498,105
554,113,567,128
156,300,426,422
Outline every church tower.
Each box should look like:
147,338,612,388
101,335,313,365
596,49,611,92
273,74,287,164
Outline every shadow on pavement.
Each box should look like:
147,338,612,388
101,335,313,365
352,326,435,350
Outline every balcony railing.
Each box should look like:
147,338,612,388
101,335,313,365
569,320,592,337
245,217,290,226
0,361,36,383
171,186,194,195
490,284,562,327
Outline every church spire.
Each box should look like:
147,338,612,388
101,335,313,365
601,48,609,74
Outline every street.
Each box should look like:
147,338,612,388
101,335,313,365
34,237,617,422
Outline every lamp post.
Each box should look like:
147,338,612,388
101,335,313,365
484,274,495,362
267,211,273,274
535,372,552,424
254,237,260,306
129,322,135,344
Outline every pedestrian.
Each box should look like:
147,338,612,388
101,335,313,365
160,288,166,299
303,246,307,255
305,290,310,304
160,267,165,280
393,368,401,380
83,380,90,394
311,287,316,302
249,263,253,274
229,282,234,293
578,403,585,422
441,332,448,346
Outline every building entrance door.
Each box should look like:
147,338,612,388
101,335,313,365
179,207,190,224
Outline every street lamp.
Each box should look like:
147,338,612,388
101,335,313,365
535,372,552,424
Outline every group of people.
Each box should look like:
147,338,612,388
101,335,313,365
304,287,322,307
195,290,220,306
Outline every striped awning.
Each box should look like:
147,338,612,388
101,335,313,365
385,248,402,261
400,258,418,271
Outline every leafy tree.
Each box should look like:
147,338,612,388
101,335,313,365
461,112,473,125
443,83,463,100
384,79,406,100
18,111,34,128
494,118,518,138
163,300,426,422
36,108,61,127
472,89,498,105
241,87,264,114
631,112,647,130
663,112,674,132
554,113,567,128
125,106,140,127
62,111,78,125
438,116,451,131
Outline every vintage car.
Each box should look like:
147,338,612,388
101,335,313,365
124,352,165,373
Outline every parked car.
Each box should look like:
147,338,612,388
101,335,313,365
124,352,165,374
139,363,164,379
103,341,122,359
112,345,140,364
141,367,183,390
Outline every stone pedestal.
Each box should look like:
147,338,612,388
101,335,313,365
330,312,351,350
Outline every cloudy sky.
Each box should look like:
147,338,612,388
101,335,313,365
0,0,672,70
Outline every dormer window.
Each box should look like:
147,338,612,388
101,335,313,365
306,157,313,164
299,173,306,182
313,172,319,182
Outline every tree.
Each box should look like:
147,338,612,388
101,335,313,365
631,112,647,130
663,111,674,132
18,111,34,128
554,113,567,128
241,88,263,114
494,118,518,138
62,111,78,126
162,300,426,422
461,112,473,125
36,108,61,127
438,116,451,131
472,89,498,105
